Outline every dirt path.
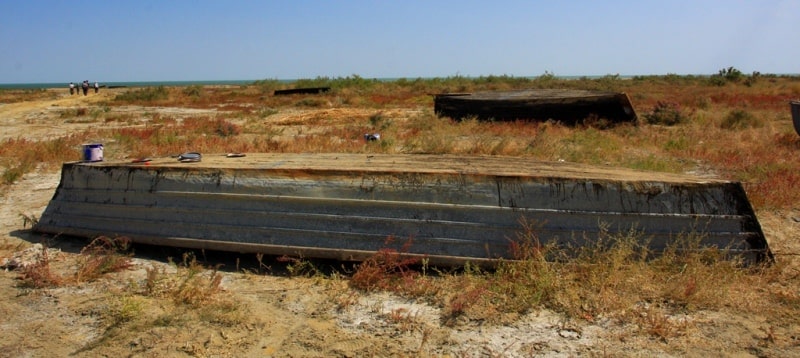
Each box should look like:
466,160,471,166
0,90,115,141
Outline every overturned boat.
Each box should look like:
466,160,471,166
791,100,800,136
434,89,638,124
34,153,770,265
273,87,330,96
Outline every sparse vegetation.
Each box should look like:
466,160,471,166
2,73,800,356
16,245,63,288
17,236,133,288
3,74,799,217
182,85,203,98
74,236,134,283
345,220,783,342
114,85,169,102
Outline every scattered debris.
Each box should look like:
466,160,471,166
178,152,202,162
1,243,60,270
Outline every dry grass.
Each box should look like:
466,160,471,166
15,246,64,288
137,252,225,307
73,237,134,283
59,250,242,355
0,88,57,103
5,76,799,206
349,238,434,295
3,73,800,348
16,236,133,288
346,222,794,341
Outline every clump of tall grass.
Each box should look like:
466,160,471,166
1,160,34,185
719,109,763,129
349,237,439,300
74,236,134,283
59,107,89,118
15,245,63,289
182,85,203,98
137,252,225,307
114,86,169,103
182,117,241,137
256,107,279,118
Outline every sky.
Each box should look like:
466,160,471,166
1,1,797,83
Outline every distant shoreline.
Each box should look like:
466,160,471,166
0,80,263,90
0,76,643,89
3,74,799,90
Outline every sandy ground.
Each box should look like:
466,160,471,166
1,90,799,357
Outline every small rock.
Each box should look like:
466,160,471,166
0,244,60,270
558,328,581,339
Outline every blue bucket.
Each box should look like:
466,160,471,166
82,143,104,162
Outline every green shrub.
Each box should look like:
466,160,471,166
644,101,686,125
719,66,744,82
707,76,727,87
709,66,745,86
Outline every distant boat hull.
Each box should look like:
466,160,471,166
273,87,330,96
434,89,638,124
34,153,770,266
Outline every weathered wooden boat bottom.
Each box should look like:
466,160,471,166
34,153,771,265
434,89,638,124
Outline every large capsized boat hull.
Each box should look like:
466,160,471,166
34,153,770,265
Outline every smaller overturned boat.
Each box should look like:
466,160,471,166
434,89,637,124
791,100,800,136
273,87,330,96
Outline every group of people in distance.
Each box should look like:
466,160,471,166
69,80,99,95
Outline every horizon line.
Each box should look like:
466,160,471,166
3,73,800,88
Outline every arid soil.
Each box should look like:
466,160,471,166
1,89,799,357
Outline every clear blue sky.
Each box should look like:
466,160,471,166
1,1,797,83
